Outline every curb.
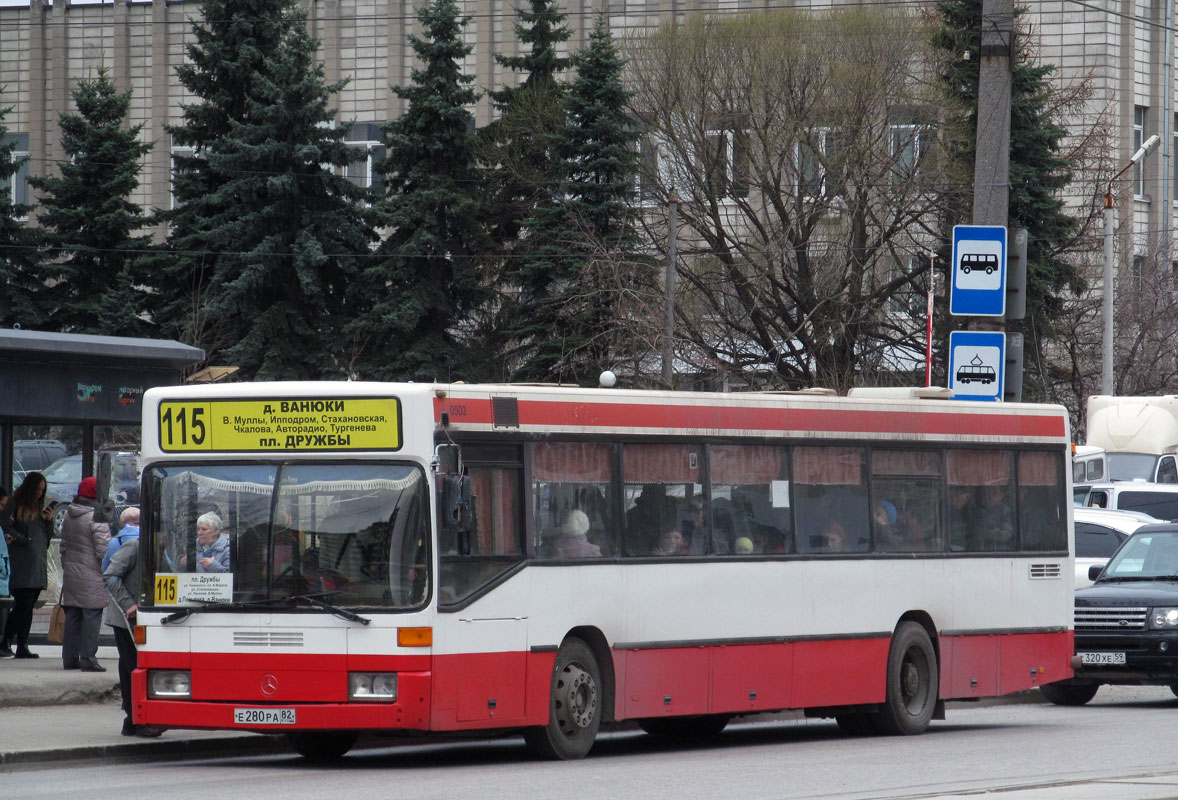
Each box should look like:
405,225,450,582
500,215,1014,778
0,732,293,769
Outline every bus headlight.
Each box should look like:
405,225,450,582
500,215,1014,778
348,672,397,702
1151,608,1178,628
148,669,192,698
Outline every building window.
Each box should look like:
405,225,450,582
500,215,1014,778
1132,254,1145,307
0,133,30,219
635,133,661,203
704,128,749,200
889,124,928,181
1134,105,1147,197
341,122,386,197
169,137,197,210
798,128,838,198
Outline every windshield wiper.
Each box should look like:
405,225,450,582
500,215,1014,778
159,591,372,625
286,592,372,625
160,596,282,625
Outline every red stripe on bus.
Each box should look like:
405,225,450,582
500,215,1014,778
136,630,1071,733
435,397,1066,439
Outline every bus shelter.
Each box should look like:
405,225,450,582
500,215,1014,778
0,329,205,493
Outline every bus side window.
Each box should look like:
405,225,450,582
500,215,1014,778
1019,451,1066,551
947,450,1015,552
792,447,868,553
872,450,943,553
531,442,615,559
709,444,792,556
622,443,702,557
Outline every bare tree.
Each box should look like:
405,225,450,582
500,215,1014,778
625,7,951,392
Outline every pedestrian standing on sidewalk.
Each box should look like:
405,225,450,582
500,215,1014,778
1,473,53,658
0,486,12,658
103,527,160,737
60,477,110,672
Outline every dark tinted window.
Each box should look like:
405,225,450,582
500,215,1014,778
1075,523,1126,558
1019,451,1067,551
1117,492,1178,522
1158,457,1178,484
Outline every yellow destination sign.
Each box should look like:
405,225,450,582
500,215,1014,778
158,397,402,452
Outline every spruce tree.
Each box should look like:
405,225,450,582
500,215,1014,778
349,0,488,381
933,2,1083,399
511,14,647,383
479,0,572,259
0,97,45,330
152,0,374,379
28,67,153,336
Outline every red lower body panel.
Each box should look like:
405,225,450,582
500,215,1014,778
134,630,1072,732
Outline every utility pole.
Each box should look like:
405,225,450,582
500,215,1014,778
971,0,1016,395
972,0,1013,228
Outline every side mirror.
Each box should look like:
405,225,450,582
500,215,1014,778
1089,564,1104,581
93,452,118,530
435,444,461,475
441,473,473,555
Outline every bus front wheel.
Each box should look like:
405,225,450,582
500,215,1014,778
286,731,358,760
874,622,937,735
524,637,601,760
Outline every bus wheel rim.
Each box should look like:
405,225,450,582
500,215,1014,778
557,663,597,732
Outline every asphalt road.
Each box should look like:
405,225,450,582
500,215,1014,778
11,686,1178,799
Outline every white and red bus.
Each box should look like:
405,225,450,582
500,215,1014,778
131,382,1074,759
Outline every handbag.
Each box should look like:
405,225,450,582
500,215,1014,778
47,594,65,644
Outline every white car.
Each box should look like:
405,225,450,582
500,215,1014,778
1073,507,1158,588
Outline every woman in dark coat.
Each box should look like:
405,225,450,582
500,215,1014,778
1,472,53,658
60,477,110,671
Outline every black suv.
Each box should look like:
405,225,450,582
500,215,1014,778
12,439,68,484
1043,523,1178,705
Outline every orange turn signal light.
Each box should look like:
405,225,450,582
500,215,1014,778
397,627,432,647
133,625,147,646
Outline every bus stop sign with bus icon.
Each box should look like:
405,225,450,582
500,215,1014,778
949,225,1007,317
949,331,1005,402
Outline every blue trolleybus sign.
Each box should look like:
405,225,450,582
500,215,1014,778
950,225,1007,317
949,331,1006,402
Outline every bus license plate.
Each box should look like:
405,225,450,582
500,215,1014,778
1078,652,1126,665
234,708,296,725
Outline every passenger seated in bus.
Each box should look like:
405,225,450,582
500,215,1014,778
873,501,899,547
733,536,754,554
548,509,602,559
653,528,688,556
625,485,666,554
678,502,706,554
179,511,230,573
817,518,849,552
978,484,1015,550
753,524,791,554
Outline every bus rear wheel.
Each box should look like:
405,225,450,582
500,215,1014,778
286,731,358,760
874,622,937,735
525,637,601,760
1040,681,1099,706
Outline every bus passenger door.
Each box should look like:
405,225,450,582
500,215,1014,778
452,617,528,724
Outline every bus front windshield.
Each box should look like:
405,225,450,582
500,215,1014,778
143,462,429,610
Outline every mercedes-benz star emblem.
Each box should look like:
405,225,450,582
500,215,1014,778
261,674,279,696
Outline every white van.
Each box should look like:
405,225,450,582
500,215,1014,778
1083,481,1178,521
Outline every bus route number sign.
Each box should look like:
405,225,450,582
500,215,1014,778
158,397,402,452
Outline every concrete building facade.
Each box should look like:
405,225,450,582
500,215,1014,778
0,0,1173,275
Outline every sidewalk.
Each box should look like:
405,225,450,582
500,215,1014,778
0,643,289,767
